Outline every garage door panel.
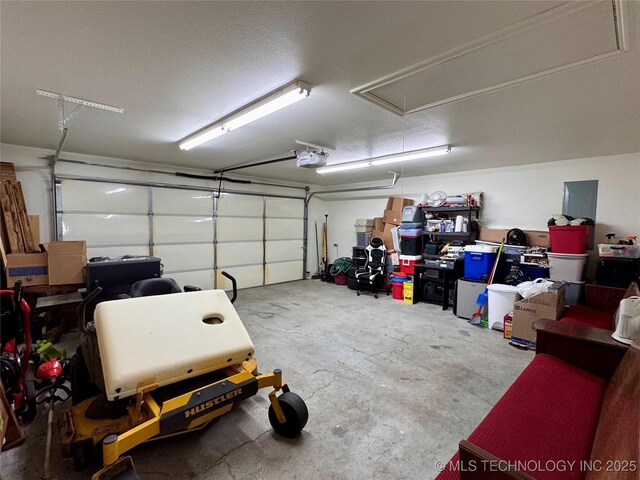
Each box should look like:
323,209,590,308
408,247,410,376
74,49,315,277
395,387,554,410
265,240,303,263
153,244,214,273
217,194,263,217
153,216,213,243
166,270,215,291
87,245,150,260
265,219,303,240
61,181,148,213
217,242,263,267
265,198,303,218
265,261,303,284
216,265,263,290
152,188,214,215
61,214,148,245
217,217,263,242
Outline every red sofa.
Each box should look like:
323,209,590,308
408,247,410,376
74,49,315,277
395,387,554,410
559,282,639,331
435,321,637,480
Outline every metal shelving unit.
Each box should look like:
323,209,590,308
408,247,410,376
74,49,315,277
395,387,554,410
422,206,480,245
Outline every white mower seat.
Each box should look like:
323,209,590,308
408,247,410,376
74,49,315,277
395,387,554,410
94,290,255,401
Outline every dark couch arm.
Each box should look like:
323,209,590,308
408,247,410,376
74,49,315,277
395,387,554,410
533,319,628,380
458,441,536,480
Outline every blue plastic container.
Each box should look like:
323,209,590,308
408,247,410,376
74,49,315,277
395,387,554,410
464,246,498,281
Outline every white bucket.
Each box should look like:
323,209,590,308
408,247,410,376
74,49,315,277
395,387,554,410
547,252,589,282
487,284,519,331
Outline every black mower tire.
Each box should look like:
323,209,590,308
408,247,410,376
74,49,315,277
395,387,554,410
268,392,308,438
72,442,93,471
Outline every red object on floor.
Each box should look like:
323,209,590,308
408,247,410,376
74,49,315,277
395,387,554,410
37,359,63,380
559,305,615,331
333,273,347,285
391,281,404,300
435,354,606,480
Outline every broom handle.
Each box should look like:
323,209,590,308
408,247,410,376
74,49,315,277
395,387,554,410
486,242,504,286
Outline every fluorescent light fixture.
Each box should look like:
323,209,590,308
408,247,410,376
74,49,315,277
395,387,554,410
179,80,310,150
370,145,450,166
316,145,451,174
316,162,371,174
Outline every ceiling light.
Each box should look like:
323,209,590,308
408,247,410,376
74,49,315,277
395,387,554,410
179,80,310,150
370,145,450,166
316,161,371,174
316,145,451,174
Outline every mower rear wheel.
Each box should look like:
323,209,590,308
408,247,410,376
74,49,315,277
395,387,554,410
268,392,308,438
72,442,93,471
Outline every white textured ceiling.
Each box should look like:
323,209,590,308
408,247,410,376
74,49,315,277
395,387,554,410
1,1,639,186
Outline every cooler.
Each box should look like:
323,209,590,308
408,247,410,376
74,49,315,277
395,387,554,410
399,255,422,275
463,245,497,280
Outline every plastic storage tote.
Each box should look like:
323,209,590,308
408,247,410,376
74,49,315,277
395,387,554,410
547,252,589,282
548,225,590,254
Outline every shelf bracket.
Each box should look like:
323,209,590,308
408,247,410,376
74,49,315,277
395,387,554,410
37,88,124,133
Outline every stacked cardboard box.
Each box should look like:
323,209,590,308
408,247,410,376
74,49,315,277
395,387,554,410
478,228,550,248
371,197,413,251
5,240,87,287
44,241,87,285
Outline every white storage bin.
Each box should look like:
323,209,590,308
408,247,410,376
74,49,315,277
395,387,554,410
487,284,519,331
547,252,589,282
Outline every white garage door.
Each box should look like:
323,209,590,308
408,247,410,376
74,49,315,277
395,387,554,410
151,187,216,290
58,180,150,259
57,178,304,290
264,197,304,285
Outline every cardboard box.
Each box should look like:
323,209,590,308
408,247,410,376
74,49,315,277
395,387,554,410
386,197,413,212
383,209,403,226
44,241,87,285
524,230,550,248
382,223,395,251
373,217,384,232
511,282,566,348
503,313,513,340
5,252,48,286
479,228,508,243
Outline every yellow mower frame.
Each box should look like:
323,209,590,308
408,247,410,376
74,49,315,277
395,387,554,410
61,358,306,478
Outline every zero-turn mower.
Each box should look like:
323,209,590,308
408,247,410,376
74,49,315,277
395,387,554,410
60,273,308,479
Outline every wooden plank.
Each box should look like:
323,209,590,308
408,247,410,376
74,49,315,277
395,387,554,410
0,383,25,451
0,182,23,252
12,182,36,252
29,215,40,246
0,162,16,182
0,230,7,265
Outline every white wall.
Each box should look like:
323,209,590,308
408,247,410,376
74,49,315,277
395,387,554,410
1,142,326,277
321,153,640,268
4,143,638,277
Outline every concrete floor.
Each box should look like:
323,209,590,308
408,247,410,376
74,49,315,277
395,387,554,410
1,280,533,480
